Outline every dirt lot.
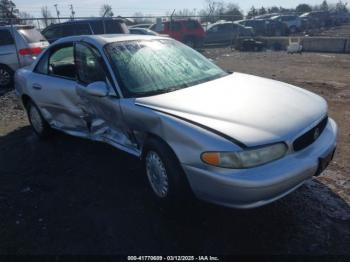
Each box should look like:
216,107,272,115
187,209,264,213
0,49,350,255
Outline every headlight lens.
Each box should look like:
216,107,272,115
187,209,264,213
201,143,287,169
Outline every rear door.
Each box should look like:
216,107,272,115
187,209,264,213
29,43,88,134
0,29,18,71
205,25,220,43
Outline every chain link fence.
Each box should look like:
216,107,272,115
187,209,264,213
0,14,245,31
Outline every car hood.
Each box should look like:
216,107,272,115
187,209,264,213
135,73,327,147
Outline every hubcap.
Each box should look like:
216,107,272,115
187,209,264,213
0,68,11,87
145,151,169,198
29,105,44,134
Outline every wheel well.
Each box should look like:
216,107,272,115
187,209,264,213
0,63,14,73
142,133,180,163
21,94,32,109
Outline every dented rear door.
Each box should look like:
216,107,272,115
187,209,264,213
29,43,89,133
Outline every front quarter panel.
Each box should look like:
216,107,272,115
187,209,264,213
120,99,240,168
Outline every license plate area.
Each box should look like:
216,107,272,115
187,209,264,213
315,148,336,176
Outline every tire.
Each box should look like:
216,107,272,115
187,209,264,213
184,36,196,48
143,138,192,206
27,100,52,138
0,65,14,90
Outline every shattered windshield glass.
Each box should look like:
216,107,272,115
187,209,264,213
105,39,227,97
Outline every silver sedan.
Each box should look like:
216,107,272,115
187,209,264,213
15,35,338,209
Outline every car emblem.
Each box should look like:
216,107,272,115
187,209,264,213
314,128,320,140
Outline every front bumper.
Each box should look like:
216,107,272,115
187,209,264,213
182,118,338,209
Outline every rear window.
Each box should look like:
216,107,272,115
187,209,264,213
18,28,46,43
75,23,91,35
0,30,14,46
42,26,61,40
105,20,129,34
169,22,182,31
89,20,104,34
185,21,200,30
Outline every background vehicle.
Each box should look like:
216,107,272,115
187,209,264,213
204,22,254,45
42,18,129,43
237,19,288,36
150,19,205,48
0,25,48,89
129,24,152,29
271,15,302,33
129,28,159,36
329,11,350,25
300,11,333,28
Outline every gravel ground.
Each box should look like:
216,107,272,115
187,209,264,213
0,50,349,255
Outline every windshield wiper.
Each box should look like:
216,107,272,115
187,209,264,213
135,85,188,97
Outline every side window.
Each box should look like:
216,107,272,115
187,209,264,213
208,25,218,33
75,43,107,85
61,25,75,37
48,45,76,79
186,21,200,30
105,20,125,34
89,21,104,34
43,26,61,40
0,30,14,46
221,24,233,32
75,23,92,35
170,22,182,32
34,51,49,74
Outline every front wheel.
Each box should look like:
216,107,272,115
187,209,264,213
143,138,192,205
27,101,52,138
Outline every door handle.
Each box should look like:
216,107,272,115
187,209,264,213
32,84,42,90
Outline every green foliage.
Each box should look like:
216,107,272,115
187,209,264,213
296,4,313,13
0,0,18,19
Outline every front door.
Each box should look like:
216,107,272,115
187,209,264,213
74,42,135,152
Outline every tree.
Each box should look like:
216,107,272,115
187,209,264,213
171,8,197,18
320,0,329,11
133,12,152,24
267,6,280,14
246,6,258,19
41,6,56,27
100,4,114,17
296,4,312,13
224,3,243,21
19,11,34,25
0,0,19,20
335,0,348,13
258,7,267,15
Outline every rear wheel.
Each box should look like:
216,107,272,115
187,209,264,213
143,138,192,206
27,101,52,138
184,36,197,48
0,65,14,90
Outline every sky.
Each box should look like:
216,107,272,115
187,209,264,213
14,0,350,18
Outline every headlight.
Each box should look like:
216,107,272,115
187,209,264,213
201,143,287,169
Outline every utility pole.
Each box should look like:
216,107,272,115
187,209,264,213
54,4,60,22
69,4,75,20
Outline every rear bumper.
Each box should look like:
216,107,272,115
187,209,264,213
182,118,338,209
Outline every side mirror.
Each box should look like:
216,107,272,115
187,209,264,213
85,81,108,97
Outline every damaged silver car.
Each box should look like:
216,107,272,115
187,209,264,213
15,35,338,208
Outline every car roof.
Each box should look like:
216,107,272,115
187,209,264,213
43,18,125,31
0,25,36,30
54,34,167,46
